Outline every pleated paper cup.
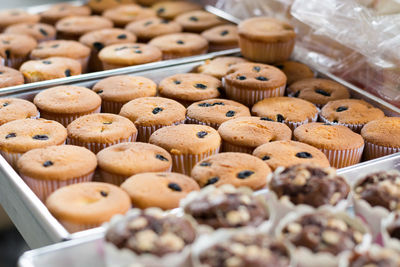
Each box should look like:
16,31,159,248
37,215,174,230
319,114,364,133
67,133,137,154
221,141,253,154
185,116,220,130
6,56,27,69
363,141,400,161
171,147,220,176
285,112,319,131
101,100,125,114
320,145,364,169
382,212,400,252
137,120,185,143
21,171,94,202
0,150,24,169
39,106,101,127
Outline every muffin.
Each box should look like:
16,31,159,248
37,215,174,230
4,23,56,43
186,99,251,129
121,172,200,210
252,97,319,130
218,116,292,154
46,182,131,232
125,17,182,42
0,119,67,168
0,9,40,31
201,24,239,52
149,124,221,175
33,85,101,127
39,3,91,25
98,43,162,70
238,17,296,63
79,28,137,71
17,145,97,201
294,123,364,168
253,140,330,170
30,40,91,72
361,117,400,160
274,61,315,85
158,73,221,107
0,33,37,69
0,66,24,88
20,57,82,83
103,4,157,27
182,185,269,229
97,142,172,185
152,1,202,20
224,62,287,107
287,78,350,107
55,15,113,40
0,98,39,126
320,99,385,132
88,0,137,14
191,152,271,190
148,33,208,60
197,56,248,79
119,97,186,142
343,246,400,267
93,75,156,114
67,113,137,154
174,11,224,33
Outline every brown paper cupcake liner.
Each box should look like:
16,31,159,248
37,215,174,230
320,145,364,168
319,114,364,133
208,43,238,53
381,212,400,252
221,141,253,154
137,120,185,143
161,48,208,61
101,100,125,114
39,106,101,127
364,141,400,161
185,116,220,130
171,147,220,176
21,171,94,201
6,57,27,69
88,49,103,72
67,133,137,154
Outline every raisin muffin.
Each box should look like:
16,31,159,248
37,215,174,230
218,116,292,154
20,57,82,83
158,73,221,107
0,119,67,168
4,23,56,43
97,142,172,185
197,56,248,79
0,9,40,31
224,62,287,107
17,145,97,201
46,182,131,232
33,85,101,127
253,140,330,170
274,61,315,85
98,43,162,70
182,185,269,229
149,33,209,60
174,10,224,33
87,0,137,14
201,24,239,52
0,66,24,88
55,15,113,40
287,78,350,107
119,97,186,142
67,113,137,154
125,17,182,42
294,123,364,168
361,117,400,160
121,172,200,210
149,124,221,175
79,28,137,71
40,3,91,25
238,17,296,64
186,99,251,129
0,33,37,69
320,99,385,132
252,97,319,130
152,1,202,20
191,152,271,190
0,98,38,126
93,75,156,114
103,4,157,27
30,40,90,72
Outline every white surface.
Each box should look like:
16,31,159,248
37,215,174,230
1,0,75,9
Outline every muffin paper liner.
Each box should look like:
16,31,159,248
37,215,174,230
275,208,372,267
77,56,89,73
171,147,220,176
285,111,319,131
364,141,400,161
57,220,101,233
208,43,238,53
137,120,185,143
224,83,286,107
20,171,94,202
381,212,400,252
6,57,27,69
161,48,208,61
39,106,101,127
38,36,56,43
287,92,325,109
239,37,295,64
320,145,364,169
88,49,103,72
67,133,137,154
101,100,125,114
185,116,220,130
319,114,364,133
221,141,254,154
0,57,4,66
0,151,24,169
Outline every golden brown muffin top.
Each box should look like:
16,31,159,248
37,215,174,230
102,4,157,27
0,9,40,29
0,66,24,88
274,61,314,85
197,56,248,79
149,33,208,54
40,3,91,24
175,10,224,33
361,117,400,147
4,23,56,42
0,98,38,126
152,1,202,19
98,43,162,65
0,33,37,56
201,24,239,45
79,28,137,51
56,15,113,35
238,17,295,42
125,17,182,41
31,40,90,59
20,57,82,80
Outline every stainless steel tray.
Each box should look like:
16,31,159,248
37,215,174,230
17,152,400,267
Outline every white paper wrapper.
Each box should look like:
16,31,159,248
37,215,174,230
0,57,4,66
185,116,220,130
137,120,185,143
171,147,220,176
285,111,319,131
381,212,400,252
221,141,254,154
320,145,364,168
67,133,137,154
364,141,400,160
319,114,364,133
0,150,24,169
21,171,94,201
39,106,101,127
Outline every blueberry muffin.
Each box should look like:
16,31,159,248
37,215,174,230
197,56,248,79
88,0,137,14
0,9,40,31
125,17,182,42
201,24,239,52
152,1,202,20
55,15,113,40
0,66,24,88
0,33,37,69
0,98,38,125
174,10,224,33
274,61,314,85
40,3,91,25
4,23,56,43
103,4,157,27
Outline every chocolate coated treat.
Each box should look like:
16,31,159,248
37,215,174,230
200,232,290,267
270,164,350,207
282,212,364,255
183,186,268,229
354,170,400,211
105,209,196,256
349,250,400,267
387,213,400,240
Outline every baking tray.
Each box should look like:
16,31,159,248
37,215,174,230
17,152,400,267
